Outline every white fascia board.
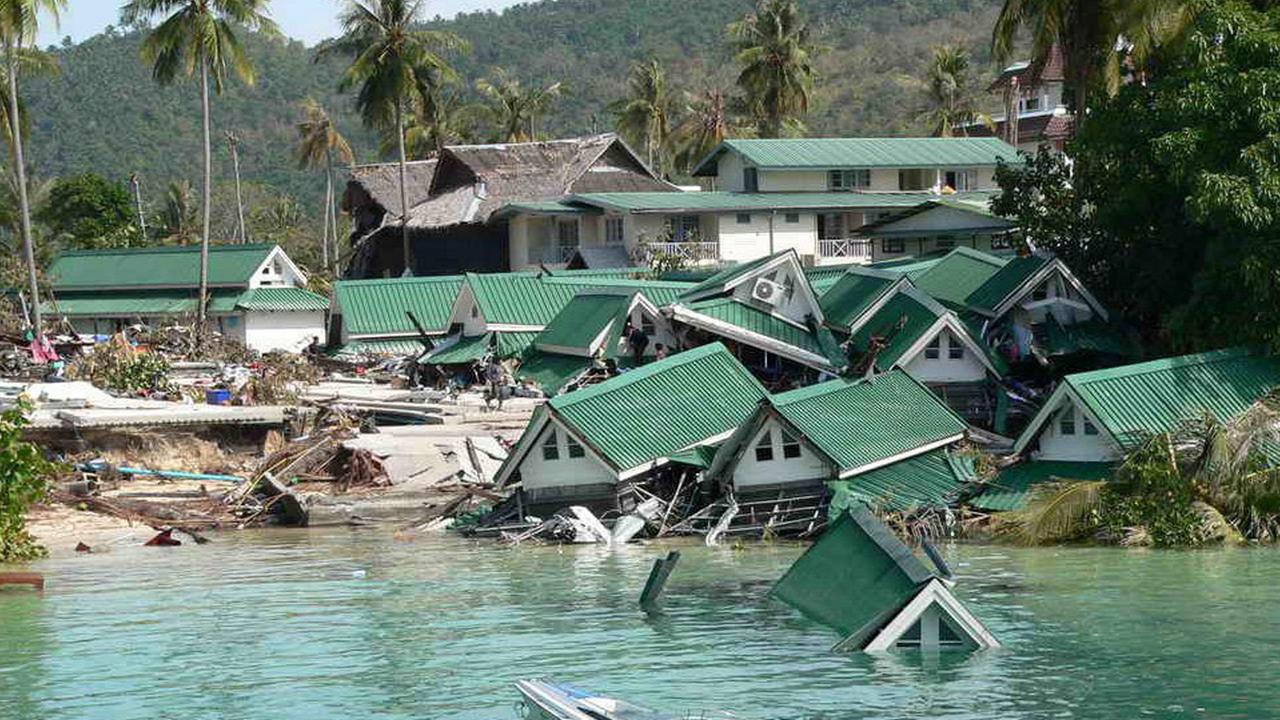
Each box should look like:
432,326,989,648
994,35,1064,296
263,245,308,287
533,342,593,357
835,433,964,480
844,277,914,336
894,315,999,376
488,323,545,333
995,260,1109,322
723,251,827,326
670,305,836,372
861,578,1001,652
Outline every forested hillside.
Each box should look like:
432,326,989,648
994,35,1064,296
21,0,1003,228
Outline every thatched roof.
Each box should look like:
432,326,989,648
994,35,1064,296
401,134,674,229
346,159,439,216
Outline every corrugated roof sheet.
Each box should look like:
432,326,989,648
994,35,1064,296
695,137,1020,175
549,343,768,471
771,370,967,474
49,244,277,290
424,333,492,364
515,351,593,395
1066,347,1280,449
679,253,779,300
1043,317,1139,359
829,449,969,513
684,297,845,368
535,292,633,355
46,289,243,317
819,268,902,331
468,273,692,327
964,252,1052,313
571,190,970,213
495,331,539,358
970,461,1114,511
846,287,946,368
334,275,464,336
234,287,329,312
329,338,431,360
910,247,1009,306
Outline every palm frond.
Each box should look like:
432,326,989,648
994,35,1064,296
1000,479,1106,545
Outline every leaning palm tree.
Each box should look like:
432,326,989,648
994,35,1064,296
672,87,752,176
728,0,818,138
317,0,467,277
120,0,278,334
609,59,676,175
0,0,66,336
917,45,993,137
296,98,355,275
475,67,564,143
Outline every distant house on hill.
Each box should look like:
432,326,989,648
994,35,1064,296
44,244,328,353
965,45,1075,153
342,133,675,278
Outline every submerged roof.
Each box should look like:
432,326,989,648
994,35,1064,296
683,297,846,369
693,137,1021,175
48,244,278,291
772,505,934,639
770,370,967,475
830,449,972,513
1018,347,1280,452
334,275,465,337
545,343,768,472
971,460,1114,511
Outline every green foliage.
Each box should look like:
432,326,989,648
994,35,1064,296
610,59,676,174
474,67,565,143
69,343,173,395
37,173,140,249
0,398,53,563
728,0,818,138
917,44,991,136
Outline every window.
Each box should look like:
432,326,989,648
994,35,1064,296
1084,418,1099,436
818,213,845,240
754,431,775,462
882,239,905,254
743,167,759,192
605,217,624,245
470,304,479,319
557,220,579,253
541,433,560,461
566,436,585,459
943,169,976,192
1060,411,1076,436
935,238,956,250
736,213,752,224
667,215,700,242
925,336,941,359
828,169,871,191
948,335,964,360
781,430,801,459
898,169,931,191
784,213,800,224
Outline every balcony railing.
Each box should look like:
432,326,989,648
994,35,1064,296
643,241,720,261
818,237,873,261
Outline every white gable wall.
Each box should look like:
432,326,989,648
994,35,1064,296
519,423,616,492
901,328,989,382
249,248,306,289
1033,397,1121,461
729,260,816,325
732,419,831,490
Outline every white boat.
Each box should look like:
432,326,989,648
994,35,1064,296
515,679,737,720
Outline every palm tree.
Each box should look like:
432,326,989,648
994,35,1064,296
918,45,993,137
672,87,751,176
160,180,198,243
296,98,355,275
0,0,66,336
609,59,676,175
121,0,278,334
317,0,467,278
728,0,818,138
391,70,477,158
475,67,564,143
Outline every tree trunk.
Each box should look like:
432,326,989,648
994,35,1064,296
228,132,246,243
321,152,332,274
328,154,340,276
198,58,212,335
396,101,412,276
8,45,39,336
131,174,147,239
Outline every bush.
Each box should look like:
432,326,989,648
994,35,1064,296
0,398,54,562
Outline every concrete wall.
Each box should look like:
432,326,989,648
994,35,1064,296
243,311,325,353
717,211,817,262
900,327,989,382
1034,398,1121,461
519,423,616,493
732,419,831,490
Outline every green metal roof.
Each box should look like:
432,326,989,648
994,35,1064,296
964,252,1052,313
233,287,329,312
329,338,432,360
548,343,768,471
334,275,464,337
424,333,492,365
829,449,970,513
694,137,1021,175
819,267,903,331
910,247,1009,307
771,370,967,474
495,331,539,359
467,272,692,327
48,243,278,291
668,444,721,469
1043,317,1140,359
515,351,593,395
860,196,1010,238
570,190,964,214
684,297,846,368
535,291,634,355
771,506,933,641
1061,347,1280,449
679,252,781,300
970,461,1114,511
846,287,947,368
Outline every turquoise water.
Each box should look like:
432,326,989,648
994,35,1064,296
2,530,1279,719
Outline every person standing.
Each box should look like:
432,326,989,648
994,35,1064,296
627,323,650,364
484,356,505,411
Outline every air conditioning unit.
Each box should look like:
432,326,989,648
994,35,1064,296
752,278,786,306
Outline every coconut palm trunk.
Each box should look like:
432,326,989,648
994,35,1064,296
321,150,332,271
7,40,39,335
198,57,212,332
327,150,340,275
395,101,412,276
